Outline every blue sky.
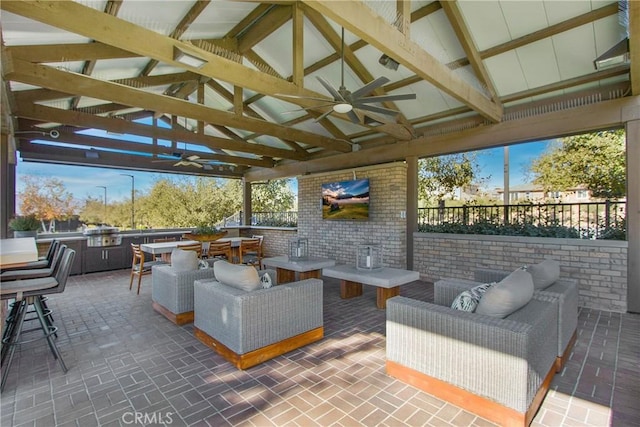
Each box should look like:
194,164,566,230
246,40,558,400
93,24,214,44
15,139,552,208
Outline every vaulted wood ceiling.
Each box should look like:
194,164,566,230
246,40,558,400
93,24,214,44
1,0,637,181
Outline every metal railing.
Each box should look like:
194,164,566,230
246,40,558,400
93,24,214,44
418,201,626,240
251,211,298,227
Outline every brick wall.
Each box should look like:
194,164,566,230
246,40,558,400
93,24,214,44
414,233,628,312
239,227,297,257
297,163,408,268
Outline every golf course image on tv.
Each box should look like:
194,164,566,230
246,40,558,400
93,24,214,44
321,178,370,220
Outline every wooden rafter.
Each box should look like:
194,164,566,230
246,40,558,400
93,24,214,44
4,56,350,152
440,0,500,102
301,0,502,122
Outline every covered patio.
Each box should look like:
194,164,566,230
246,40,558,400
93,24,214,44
1,270,638,426
1,1,640,425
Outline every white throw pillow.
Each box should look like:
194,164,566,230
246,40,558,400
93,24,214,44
451,282,494,312
476,268,534,318
526,259,560,290
261,272,273,289
213,260,261,292
171,248,198,272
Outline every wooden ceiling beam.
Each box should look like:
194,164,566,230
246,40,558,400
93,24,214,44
5,57,349,152
301,0,502,122
5,42,138,63
17,141,244,178
237,5,292,53
69,0,123,110
440,0,499,103
0,0,337,113
139,0,211,77
245,95,639,181
12,101,301,162
630,0,639,95
14,129,266,169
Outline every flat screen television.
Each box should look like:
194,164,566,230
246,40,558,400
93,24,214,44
322,178,370,220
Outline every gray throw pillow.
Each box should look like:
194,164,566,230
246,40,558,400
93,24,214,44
213,260,261,292
526,259,560,290
451,282,494,312
170,248,198,272
476,268,534,318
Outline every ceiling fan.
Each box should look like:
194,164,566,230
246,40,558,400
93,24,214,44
279,28,416,124
153,150,215,168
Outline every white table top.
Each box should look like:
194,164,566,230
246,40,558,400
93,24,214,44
140,237,249,254
322,265,420,288
0,237,39,267
262,255,336,272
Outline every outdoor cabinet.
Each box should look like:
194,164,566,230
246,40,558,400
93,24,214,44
83,245,126,273
65,240,84,275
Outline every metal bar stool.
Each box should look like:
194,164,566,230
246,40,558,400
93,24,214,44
0,248,75,391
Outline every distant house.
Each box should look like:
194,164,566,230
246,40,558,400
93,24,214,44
495,184,592,203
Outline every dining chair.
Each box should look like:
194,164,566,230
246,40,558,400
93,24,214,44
206,240,233,262
177,242,203,259
239,238,262,269
129,243,164,295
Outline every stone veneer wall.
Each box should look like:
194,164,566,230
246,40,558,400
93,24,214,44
414,233,628,312
297,163,407,268
238,227,297,257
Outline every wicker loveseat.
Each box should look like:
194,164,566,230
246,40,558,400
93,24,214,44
386,287,559,426
436,261,578,372
193,261,323,369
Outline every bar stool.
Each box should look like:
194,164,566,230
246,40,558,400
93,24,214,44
0,240,59,273
0,247,75,391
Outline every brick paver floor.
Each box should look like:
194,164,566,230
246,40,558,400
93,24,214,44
1,269,638,426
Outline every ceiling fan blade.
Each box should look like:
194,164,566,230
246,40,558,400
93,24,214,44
347,110,360,124
359,93,416,103
354,103,400,116
317,76,345,102
275,93,333,102
186,155,200,161
313,108,335,123
282,103,340,114
351,76,390,99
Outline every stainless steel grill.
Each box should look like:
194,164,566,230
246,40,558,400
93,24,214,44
83,226,122,247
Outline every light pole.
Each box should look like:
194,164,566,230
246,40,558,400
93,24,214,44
120,174,135,230
96,185,107,225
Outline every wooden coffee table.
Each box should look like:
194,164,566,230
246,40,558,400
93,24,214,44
322,265,420,309
262,255,336,284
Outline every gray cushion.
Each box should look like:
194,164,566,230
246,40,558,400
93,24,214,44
171,248,198,272
527,259,560,290
213,260,261,292
451,282,494,312
476,268,534,318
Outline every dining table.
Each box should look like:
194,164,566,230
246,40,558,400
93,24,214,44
0,237,39,269
140,237,253,263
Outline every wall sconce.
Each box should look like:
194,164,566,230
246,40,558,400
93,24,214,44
379,54,400,71
173,46,207,68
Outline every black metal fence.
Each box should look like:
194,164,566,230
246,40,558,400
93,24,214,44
418,201,627,240
251,211,298,227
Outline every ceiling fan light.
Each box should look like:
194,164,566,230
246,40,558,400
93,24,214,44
333,103,353,114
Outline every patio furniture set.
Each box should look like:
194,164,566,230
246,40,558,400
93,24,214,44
1,236,578,425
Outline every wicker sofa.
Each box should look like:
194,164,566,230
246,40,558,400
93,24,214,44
386,292,558,426
193,267,323,369
435,264,578,372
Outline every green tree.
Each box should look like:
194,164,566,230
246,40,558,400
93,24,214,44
252,179,295,212
530,130,625,199
18,176,78,232
418,153,480,206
